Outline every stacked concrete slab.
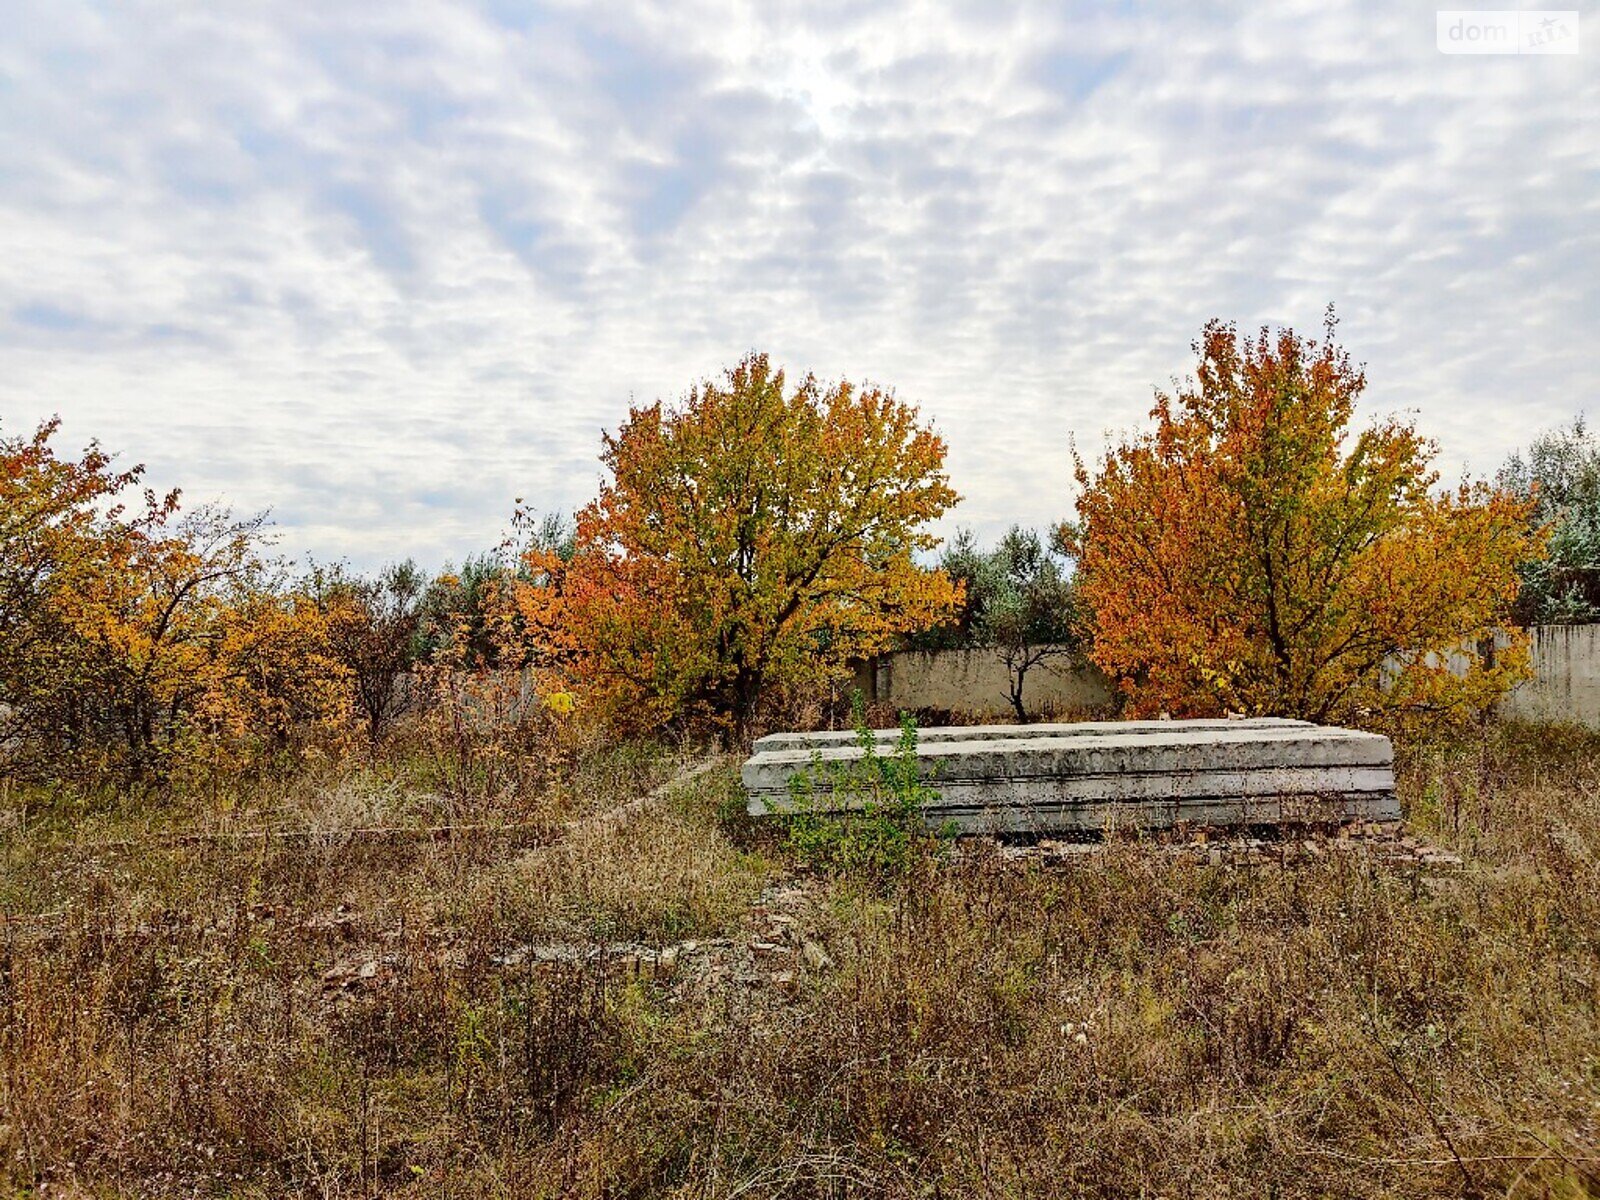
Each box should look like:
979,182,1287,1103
742,717,1398,834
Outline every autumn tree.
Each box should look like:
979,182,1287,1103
1070,312,1539,728
416,554,518,667
1,418,352,781
312,561,428,744
564,353,960,736
1,422,117,745
187,573,352,774
43,506,350,778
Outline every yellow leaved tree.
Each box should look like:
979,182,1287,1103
1,417,352,782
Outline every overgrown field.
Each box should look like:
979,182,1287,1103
3,721,1599,1198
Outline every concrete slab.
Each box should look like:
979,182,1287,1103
743,718,1398,833
751,716,1310,754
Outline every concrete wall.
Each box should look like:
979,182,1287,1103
1504,624,1600,726
861,626,1600,727
856,646,1114,715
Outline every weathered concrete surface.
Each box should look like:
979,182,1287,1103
1503,624,1600,728
753,717,1311,753
858,626,1600,729
744,718,1398,833
853,645,1114,713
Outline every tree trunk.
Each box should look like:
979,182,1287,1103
1009,662,1030,724
729,665,763,748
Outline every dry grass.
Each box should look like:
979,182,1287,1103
3,721,1599,1197
475,778,770,945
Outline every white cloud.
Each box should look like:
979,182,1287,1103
0,0,1594,567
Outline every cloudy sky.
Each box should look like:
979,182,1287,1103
1,2,1594,569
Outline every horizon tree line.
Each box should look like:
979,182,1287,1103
1,313,1586,783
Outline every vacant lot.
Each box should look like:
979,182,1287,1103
3,721,1598,1198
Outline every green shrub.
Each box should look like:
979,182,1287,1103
780,701,950,882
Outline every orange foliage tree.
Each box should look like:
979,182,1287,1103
1,417,151,752
1069,313,1540,728
44,507,351,779
559,353,960,736
2,418,352,781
